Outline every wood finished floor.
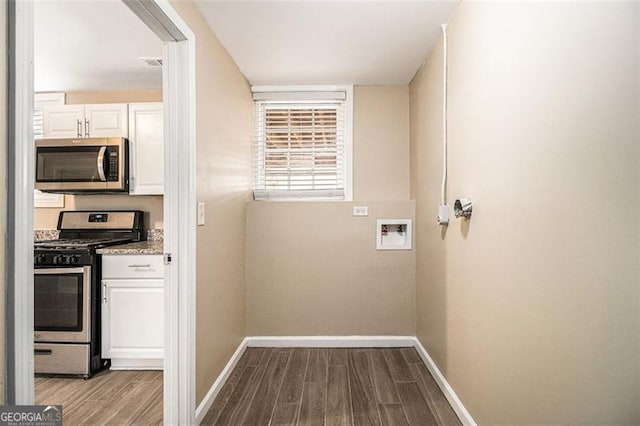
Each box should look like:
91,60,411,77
202,348,461,426
35,370,162,425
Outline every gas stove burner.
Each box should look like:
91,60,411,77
34,237,133,250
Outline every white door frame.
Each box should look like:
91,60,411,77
7,1,197,424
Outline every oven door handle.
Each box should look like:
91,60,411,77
97,146,107,182
35,267,89,275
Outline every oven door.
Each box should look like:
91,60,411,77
35,137,127,192
34,266,91,343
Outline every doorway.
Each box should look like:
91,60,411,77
7,0,197,423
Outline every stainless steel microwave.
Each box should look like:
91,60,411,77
35,137,128,193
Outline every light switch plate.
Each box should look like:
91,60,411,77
197,202,205,226
353,206,368,216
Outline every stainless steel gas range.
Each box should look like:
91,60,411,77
33,210,144,378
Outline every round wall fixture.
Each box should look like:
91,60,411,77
454,198,472,218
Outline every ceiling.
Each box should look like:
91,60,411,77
34,1,163,92
33,1,460,92
195,0,460,86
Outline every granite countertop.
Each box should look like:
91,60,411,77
36,229,164,255
96,240,164,255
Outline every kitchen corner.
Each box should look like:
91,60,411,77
33,94,166,377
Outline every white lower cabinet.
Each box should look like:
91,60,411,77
101,255,164,370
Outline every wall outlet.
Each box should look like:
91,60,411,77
353,206,369,216
197,202,205,226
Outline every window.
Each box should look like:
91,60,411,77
34,92,65,138
34,92,65,208
34,108,44,139
252,87,353,200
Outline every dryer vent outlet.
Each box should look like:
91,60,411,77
454,198,472,219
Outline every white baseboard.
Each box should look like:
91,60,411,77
195,335,475,426
412,338,477,426
245,335,416,348
109,358,163,370
194,338,248,425
109,358,164,370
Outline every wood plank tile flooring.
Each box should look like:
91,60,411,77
35,370,162,425
202,348,461,426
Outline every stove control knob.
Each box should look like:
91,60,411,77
35,254,47,264
69,255,80,264
53,255,69,265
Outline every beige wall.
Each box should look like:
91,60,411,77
246,86,415,336
353,86,410,200
34,89,165,230
65,89,162,105
0,1,7,403
410,2,640,424
246,201,415,336
169,0,253,405
34,195,163,230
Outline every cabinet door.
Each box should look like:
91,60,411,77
42,105,85,138
101,279,164,368
84,104,128,138
128,103,163,195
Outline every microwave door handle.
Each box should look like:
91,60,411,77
97,146,107,182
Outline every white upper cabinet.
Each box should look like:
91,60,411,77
42,104,128,139
84,104,128,137
42,105,85,138
128,103,163,195
41,101,163,195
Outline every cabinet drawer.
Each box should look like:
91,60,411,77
102,255,164,279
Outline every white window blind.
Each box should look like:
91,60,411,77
34,93,65,139
33,108,44,139
253,97,347,200
34,93,66,208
